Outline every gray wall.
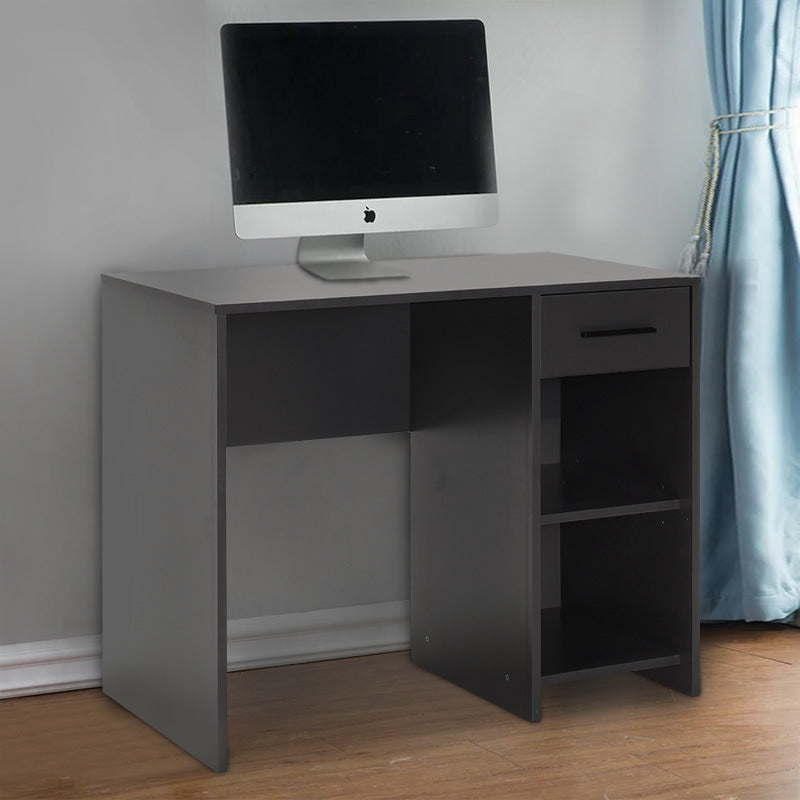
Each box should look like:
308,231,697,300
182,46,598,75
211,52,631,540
0,0,711,645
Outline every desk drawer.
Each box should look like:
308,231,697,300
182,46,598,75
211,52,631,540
541,287,690,378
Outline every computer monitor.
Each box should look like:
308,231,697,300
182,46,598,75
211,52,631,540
220,20,498,280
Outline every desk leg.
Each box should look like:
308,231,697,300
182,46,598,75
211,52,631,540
101,284,227,771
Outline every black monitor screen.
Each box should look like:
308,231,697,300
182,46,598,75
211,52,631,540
221,20,497,205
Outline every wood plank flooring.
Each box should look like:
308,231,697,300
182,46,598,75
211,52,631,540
0,623,797,799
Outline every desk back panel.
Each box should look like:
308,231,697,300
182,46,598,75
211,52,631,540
226,305,410,446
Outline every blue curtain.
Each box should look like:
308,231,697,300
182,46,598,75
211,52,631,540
698,0,800,621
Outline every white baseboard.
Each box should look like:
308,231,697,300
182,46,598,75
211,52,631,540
0,635,102,699
227,600,410,671
0,601,410,699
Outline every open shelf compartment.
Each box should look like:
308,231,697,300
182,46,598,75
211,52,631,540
539,368,693,526
540,607,681,684
538,508,695,694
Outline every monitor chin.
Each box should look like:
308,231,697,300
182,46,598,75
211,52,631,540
232,193,499,242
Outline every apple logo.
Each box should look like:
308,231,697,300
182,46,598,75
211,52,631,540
364,206,376,223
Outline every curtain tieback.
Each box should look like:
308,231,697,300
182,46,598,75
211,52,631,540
679,105,798,276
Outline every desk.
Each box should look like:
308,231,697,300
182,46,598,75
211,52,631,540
101,252,700,771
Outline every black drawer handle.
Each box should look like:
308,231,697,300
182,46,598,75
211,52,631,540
580,326,657,339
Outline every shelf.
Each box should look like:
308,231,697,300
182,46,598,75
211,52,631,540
540,607,681,684
540,462,684,525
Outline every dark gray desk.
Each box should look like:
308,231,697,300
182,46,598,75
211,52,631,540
101,252,700,771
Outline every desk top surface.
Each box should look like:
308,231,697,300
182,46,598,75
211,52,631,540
103,252,697,314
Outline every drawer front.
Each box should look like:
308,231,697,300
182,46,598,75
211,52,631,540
541,287,690,378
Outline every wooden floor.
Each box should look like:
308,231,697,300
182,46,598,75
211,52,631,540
1,623,798,799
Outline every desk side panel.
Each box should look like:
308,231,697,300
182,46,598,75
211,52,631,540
101,283,226,771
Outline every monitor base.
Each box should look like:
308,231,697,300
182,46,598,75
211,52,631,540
297,235,409,281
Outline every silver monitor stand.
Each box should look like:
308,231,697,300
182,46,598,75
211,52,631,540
297,234,410,281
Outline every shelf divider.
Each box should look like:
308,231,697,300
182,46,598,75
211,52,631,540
540,462,686,525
